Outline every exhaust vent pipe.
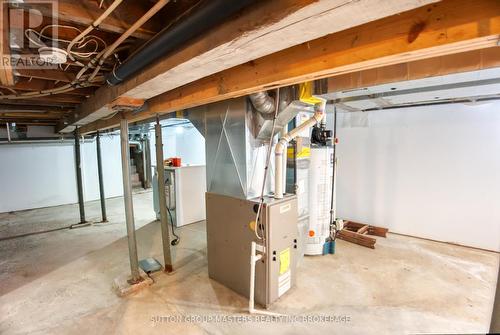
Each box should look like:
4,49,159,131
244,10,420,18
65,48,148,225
274,82,326,199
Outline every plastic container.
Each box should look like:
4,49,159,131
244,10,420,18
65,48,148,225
172,157,182,167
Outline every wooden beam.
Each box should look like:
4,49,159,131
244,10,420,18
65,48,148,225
0,104,69,112
0,111,64,119
16,69,76,83
337,230,376,249
0,99,77,108
0,93,82,105
79,0,500,134
0,2,14,86
59,0,439,132
357,225,369,234
0,78,96,96
0,118,57,125
326,47,500,93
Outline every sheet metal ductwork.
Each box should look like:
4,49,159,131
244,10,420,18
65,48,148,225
184,87,305,199
249,92,275,115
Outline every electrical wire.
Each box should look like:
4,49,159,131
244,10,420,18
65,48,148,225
25,25,107,59
67,0,123,62
253,88,280,240
0,0,164,101
166,206,180,245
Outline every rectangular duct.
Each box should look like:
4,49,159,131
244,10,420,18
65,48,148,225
185,93,308,200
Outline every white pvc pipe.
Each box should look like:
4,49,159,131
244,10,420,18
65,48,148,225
274,100,326,199
249,241,262,313
248,241,284,317
280,124,288,194
6,122,11,142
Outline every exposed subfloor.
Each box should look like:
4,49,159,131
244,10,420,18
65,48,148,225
0,191,498,334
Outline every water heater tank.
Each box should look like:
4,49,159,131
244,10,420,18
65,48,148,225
306,146,333,255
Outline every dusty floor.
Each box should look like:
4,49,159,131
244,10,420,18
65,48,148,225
0,191,498,334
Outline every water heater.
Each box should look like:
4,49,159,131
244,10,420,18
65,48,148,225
305,146,333,255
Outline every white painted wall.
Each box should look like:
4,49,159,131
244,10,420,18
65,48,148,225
148,121,205,167
81,134,124,201
0,135,124,213
335,102,500,251
0,142,78,212
176,126,206,166
0,121,205,213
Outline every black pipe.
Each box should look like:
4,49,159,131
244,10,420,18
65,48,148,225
96,131,107,222
106,0,256,86
74,127,86,224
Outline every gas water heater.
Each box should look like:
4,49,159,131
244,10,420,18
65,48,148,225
305,141,334,255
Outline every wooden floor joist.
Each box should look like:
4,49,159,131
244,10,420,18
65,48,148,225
78,0,500,134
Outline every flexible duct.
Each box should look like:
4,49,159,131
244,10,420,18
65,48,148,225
274,99,326,199
249,92,275,114
106,0,256,85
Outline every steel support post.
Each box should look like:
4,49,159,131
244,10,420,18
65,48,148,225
155,117,173,272
144,135,153,189
120,118,141,282
74,127,87,225
96,131,107,222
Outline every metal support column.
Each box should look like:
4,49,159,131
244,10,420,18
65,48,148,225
73,126,87,226
96,131,107,222
155,116,173,272
120,118,141,282
144,135,153,189
141,137,148,189
6,122,11,142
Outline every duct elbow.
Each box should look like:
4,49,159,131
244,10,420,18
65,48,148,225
249,91,275,114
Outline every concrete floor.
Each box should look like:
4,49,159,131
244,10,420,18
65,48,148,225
0,191,498,334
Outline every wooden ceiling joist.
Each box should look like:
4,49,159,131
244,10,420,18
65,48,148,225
1,78,95,96
0,119,57,126
0,111,64,119
21,0,161,40
79,0,500,134
326,47,500,94
0,98,77,108
0,1,14,86
59,0,440,132
0,103,68,112
15,69,76,83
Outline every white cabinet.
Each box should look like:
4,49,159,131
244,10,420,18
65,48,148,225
153,165,206,227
